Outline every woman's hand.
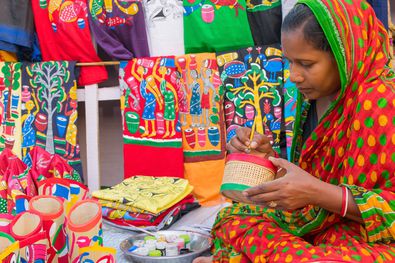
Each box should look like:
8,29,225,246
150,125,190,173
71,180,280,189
243,157,324,210
226,127,276,158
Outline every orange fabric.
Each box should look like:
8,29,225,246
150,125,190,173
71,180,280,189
185,159,227,206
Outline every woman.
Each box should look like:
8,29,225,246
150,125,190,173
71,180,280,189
195,0,395,262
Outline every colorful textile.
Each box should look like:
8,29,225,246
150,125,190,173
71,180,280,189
31,0,107,86
0,0,34,52
0,62,22,157
0,51,17,62
92,176,193,214
27,146,81,183
144,0,184,56
246,0,282,45
217,45,284,154
21,61,82,175
211,0,395,261
103,195,200,231
101,195,196,222
0,149,36,215
183,0,254,53
175,53,226,205
88,0,150,60
120,57,184,178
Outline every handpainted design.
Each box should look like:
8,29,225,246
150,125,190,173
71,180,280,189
184,0,245,22
0,62,22,156
282,59,298,161
22,62,82,175
217,45,284,153
175,54,226,161
145,0,184,27
120,57,182,147
44,0,89,32
89,0,139,29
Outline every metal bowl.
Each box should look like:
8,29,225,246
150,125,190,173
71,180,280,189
120,230,212,263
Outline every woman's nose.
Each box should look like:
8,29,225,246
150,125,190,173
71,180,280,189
289,69,304,84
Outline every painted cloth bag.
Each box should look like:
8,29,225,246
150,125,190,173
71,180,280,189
21,61,82,176
217,45,285,155
120,57,184,178
143,0,184,56
31,0,107,85
210,0,395,262
246,0,282,45
175,53,227,206
183,0,254,53
88,0,150,60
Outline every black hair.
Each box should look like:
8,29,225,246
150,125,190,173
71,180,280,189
282,4,331,52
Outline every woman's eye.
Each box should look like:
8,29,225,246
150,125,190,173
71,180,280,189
300,62,313,68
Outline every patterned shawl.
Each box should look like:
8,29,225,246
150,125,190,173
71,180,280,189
215,0,395,243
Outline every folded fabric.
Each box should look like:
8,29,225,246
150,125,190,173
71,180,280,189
96,199,156,215
101,195,196,222
103,196,200,231
92,176,193,214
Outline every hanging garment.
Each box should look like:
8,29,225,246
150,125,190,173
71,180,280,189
0,0,34,52
31,0,107,86
183,0,254,53
144,0,184,56
0,62,23,157
175,53,227,206
88,0,150,60
120,57,184,178
217,45,285,155
246,0,282,45
21,61,83,176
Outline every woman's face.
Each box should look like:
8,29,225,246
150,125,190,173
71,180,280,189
282,28,341,100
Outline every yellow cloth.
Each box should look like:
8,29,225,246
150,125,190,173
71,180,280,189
185,159,227,206
92,176,193,214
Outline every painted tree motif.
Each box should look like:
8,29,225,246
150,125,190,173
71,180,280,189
225,62,281,135
27,61,68,154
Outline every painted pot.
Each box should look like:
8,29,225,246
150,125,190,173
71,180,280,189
197,127,206,147
207,126,220,146
184,128,196,149
201,4,214,23
35,113,48,132
125,112,140,134
56,115,69,138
